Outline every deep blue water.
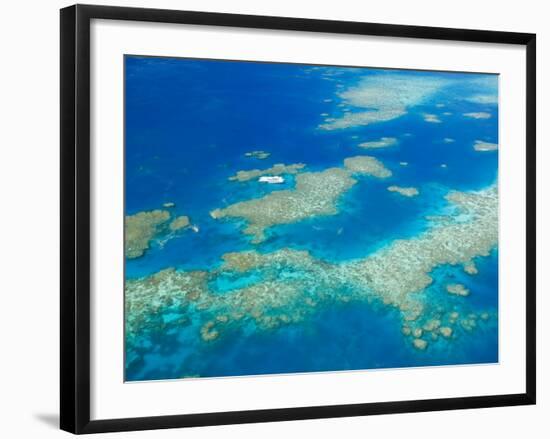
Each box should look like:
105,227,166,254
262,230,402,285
125,56,498,381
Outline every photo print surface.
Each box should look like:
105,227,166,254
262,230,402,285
124,55,499,381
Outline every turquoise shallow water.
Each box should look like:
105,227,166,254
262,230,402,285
124,56,498,381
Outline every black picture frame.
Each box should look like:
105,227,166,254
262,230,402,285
60,4,536,434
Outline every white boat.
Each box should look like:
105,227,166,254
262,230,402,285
258,175,284,184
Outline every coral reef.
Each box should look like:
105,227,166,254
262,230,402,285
244,150,270,159
343,156,392,178
211,156,391,242
463,261,478,275
125,268,209,343
413,339,428,350
358,137,397,149
125,210,170,259
125,208,194,258
387,186,420,197
228,163,305,182
446,283,470,297
473,140,498,152
211,167,356,243
169,215,190,231
319,75,447,130
463,112,491,119
126,184,497,356
465,94,498,105
423,113,441,123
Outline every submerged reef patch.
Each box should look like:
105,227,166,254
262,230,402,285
211,156,391,243
463,261,478,275
125,268,209,342
125,209,194,258
446,283,470,297
423,113,441,123
463,112,491,119
126,184,497,358
343,156,392,178
340,185,496,319
244,150,271,159
473,140,498,152
319,110,405,130
228,163,306,182
319,74,448,130
211,167,357,243
358,137,398,149
125,210,170,259
465,94,498,105
169,215,190,231
387,186,420,197
413,339,428,350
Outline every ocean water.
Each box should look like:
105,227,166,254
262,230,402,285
124,56,499,381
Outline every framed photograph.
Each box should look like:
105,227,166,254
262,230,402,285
60,4,536,434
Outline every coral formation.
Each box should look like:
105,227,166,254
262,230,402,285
463,112,491,119
473,140,498,152
446,283,470,297
126,184,497,357
358,137,398,149
211,167,356,242
244,150,271,159
319,75,447,130
125,210,170,259
169,215,190,231
387,186,420,197
125,208,194,258
211,156,391,243
228,163,305,182
343,156,392,178
463,261,478,275
465,94,498,105
413,339,428,350
423,113,441,123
